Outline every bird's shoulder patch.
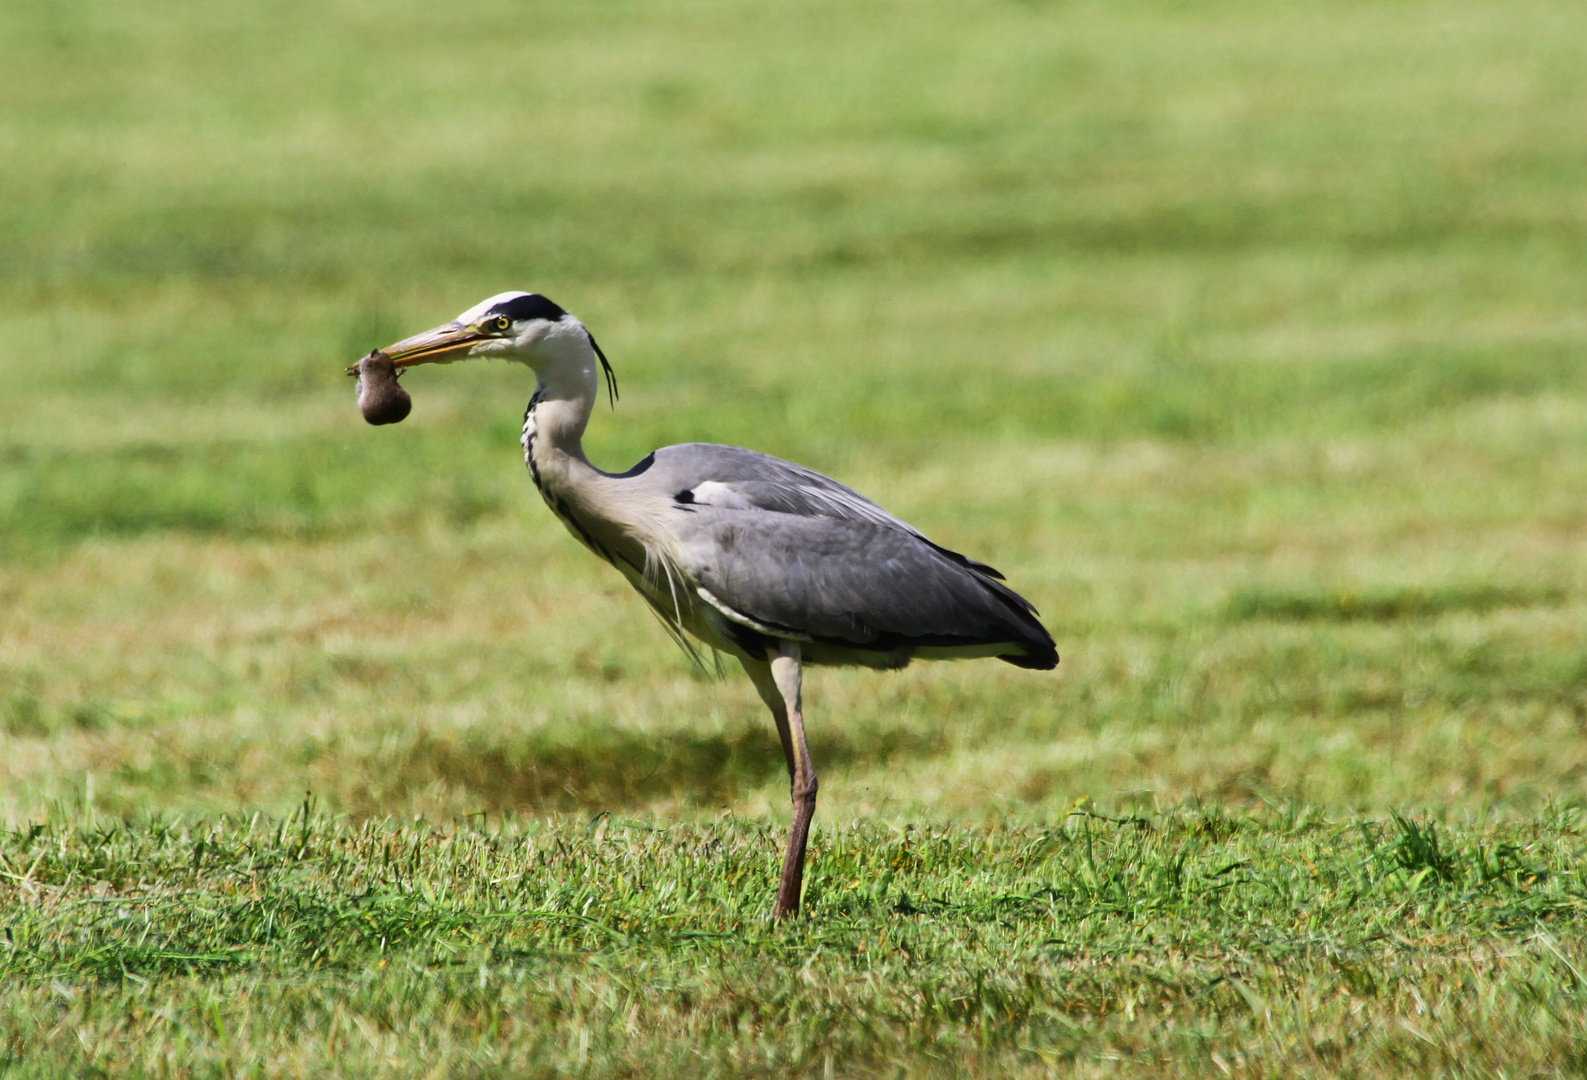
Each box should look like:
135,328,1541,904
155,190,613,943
678,481,759,511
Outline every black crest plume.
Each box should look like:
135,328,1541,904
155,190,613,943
587,331,618,409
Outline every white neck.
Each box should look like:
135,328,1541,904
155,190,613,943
520,319,603,494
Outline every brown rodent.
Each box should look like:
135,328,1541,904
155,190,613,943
356,349,411,425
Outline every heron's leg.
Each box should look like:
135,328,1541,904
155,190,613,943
743,658,797,786
769,642,816,920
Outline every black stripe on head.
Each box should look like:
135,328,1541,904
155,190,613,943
491,293,566,324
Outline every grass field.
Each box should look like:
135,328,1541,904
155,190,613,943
3,0,1587,1074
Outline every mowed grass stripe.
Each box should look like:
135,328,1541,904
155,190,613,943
2,810,1585,1074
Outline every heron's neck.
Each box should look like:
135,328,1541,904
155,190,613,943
520,330,600,493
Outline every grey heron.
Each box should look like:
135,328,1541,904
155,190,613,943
354,291,1058,919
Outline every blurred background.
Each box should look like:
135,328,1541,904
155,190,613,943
2,0,1585,825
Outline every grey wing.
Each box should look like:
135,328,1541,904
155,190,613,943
676,508,1058,670
637,443,1007,579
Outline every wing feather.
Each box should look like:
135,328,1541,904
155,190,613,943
645,443,1007,579
675,508,1055,667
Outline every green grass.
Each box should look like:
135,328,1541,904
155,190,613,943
4,807,1587,1076
3,0,1587,1073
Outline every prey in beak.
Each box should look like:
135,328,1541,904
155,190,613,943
354,350,411,425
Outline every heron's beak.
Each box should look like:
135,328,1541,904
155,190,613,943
345,321,490,373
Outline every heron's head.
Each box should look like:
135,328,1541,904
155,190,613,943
349,292,562,368
350,291,618,405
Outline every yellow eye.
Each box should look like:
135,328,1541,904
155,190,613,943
494,315,511,331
